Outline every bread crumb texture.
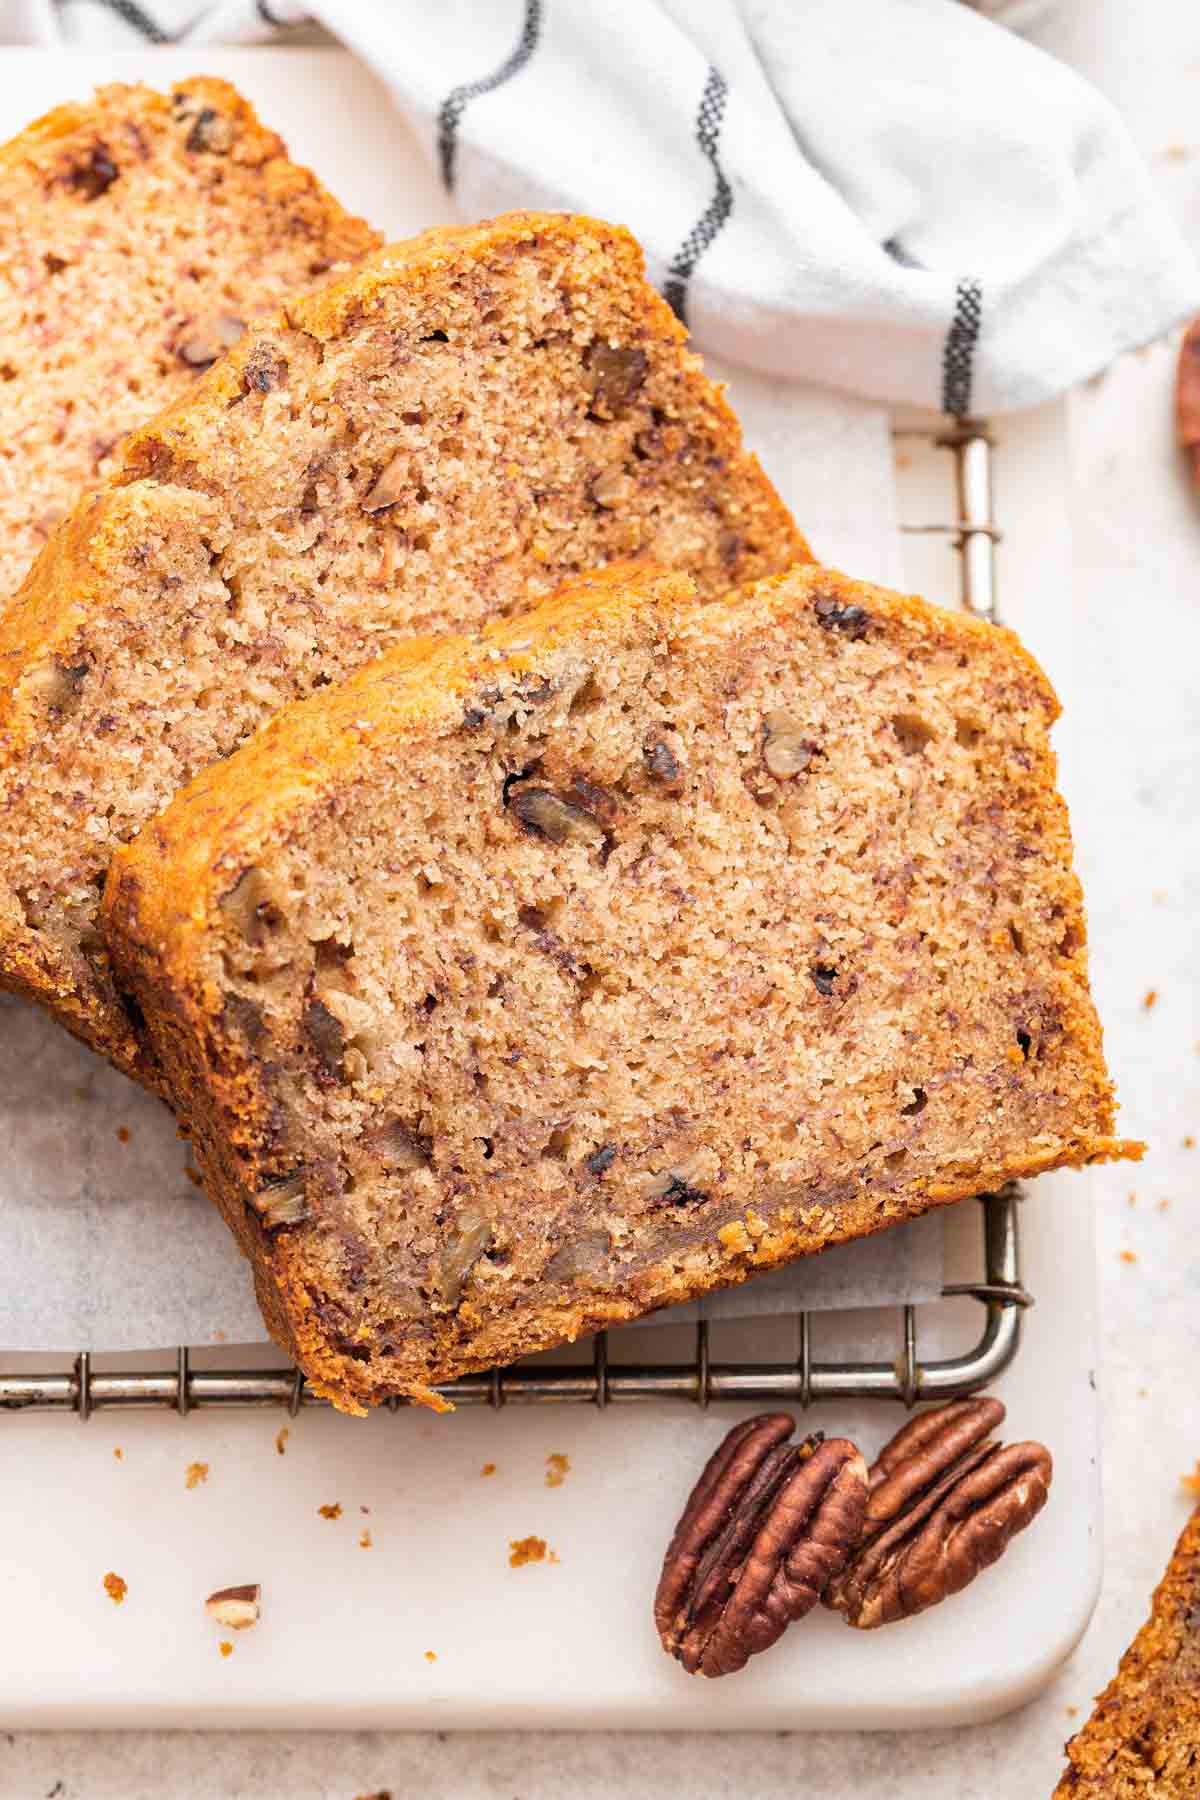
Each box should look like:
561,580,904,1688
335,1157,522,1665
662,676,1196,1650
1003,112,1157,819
102,1571,127,1605
103,561,1137,1413
1054,1506,1200,1794
0,78,376,602
0,210,802,1080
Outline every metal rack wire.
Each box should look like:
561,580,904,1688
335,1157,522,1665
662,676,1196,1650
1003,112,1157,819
0,422,1029,1420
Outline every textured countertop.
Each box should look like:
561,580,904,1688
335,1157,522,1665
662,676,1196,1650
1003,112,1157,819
5,0,1200,1793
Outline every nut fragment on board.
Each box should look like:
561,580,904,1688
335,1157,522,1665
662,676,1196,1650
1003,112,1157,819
655,1413,867,1678
205,1583,261,1631
825,1398,1052,1629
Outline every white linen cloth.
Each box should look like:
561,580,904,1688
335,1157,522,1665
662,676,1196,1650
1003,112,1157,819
4,0,1197,413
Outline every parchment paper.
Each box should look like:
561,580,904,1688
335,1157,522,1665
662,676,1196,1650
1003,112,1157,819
0,47,941,1352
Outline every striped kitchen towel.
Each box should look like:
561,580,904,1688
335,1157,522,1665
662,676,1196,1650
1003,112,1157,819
9,0,1199,414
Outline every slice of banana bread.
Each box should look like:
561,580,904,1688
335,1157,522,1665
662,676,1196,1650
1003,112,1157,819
1053,1504,1200,1795
0,78,377,601
103,562,1137,1413
0,210,805,1080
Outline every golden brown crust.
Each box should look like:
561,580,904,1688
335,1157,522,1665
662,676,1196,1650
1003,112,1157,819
1054,1507,1200,1795
0,210,804,1080
104,562,1138,1413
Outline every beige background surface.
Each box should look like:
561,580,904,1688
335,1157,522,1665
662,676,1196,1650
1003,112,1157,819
3,0,1200,1791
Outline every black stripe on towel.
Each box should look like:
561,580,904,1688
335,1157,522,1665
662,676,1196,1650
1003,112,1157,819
663,67,732,328
941,277,983,417
60,0,173,41
437,0,544,194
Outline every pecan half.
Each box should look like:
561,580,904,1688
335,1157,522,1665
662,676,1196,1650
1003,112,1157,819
655,1414,867,1678
825,1398,1052,1629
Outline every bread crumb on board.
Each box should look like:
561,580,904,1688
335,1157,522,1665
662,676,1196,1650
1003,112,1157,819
116,1126,130,1144
103,1572,127,1605
275,1426,289,1455
1143,988,1159,1011
1120,1250,1138,1265
318,1502,342,1520
545,1453,570,1488
185,1461,209,1489
509,1535,548,1568
424,1651,438,1665
509,1535,560,1568
219,1641,233,1659
360,1528,372,1550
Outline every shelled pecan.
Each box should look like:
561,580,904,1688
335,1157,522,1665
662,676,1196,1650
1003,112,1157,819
825,1397,1052,1630
654,1413,867,1678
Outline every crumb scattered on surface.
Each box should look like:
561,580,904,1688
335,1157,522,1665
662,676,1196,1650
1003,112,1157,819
1139,1387,1149,1399
1184,1136,1195,1150
1067,1705,1078,1718
219,1641,233,1658
184,1165,203,1188
1159,1198,1171,1212
1120,1250,1138,1265
275,1426,288,1456
185,1461,209,1489
1142,989,1159,1011
509,1535,551,1568
424,1652,437,1665
318,1503,342,1520
212,1330,226,1343
360,1504,370,1515
545,1453,570,1488
116,1125,129,1143
1127,1193,1137,1207
1161,144,1193,160
360,1528,372,1549
1181,1464,1200,1498
480,1462,496,1478
103,1572,127,1605
113,1447,123,1461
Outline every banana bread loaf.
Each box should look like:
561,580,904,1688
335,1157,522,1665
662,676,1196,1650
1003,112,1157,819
0,210,805,1080
103,561,1136,1413
0,78,377,601
1054,1503,1200,1794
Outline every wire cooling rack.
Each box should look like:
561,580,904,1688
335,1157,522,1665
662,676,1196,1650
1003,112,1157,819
0,421,1031,1419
